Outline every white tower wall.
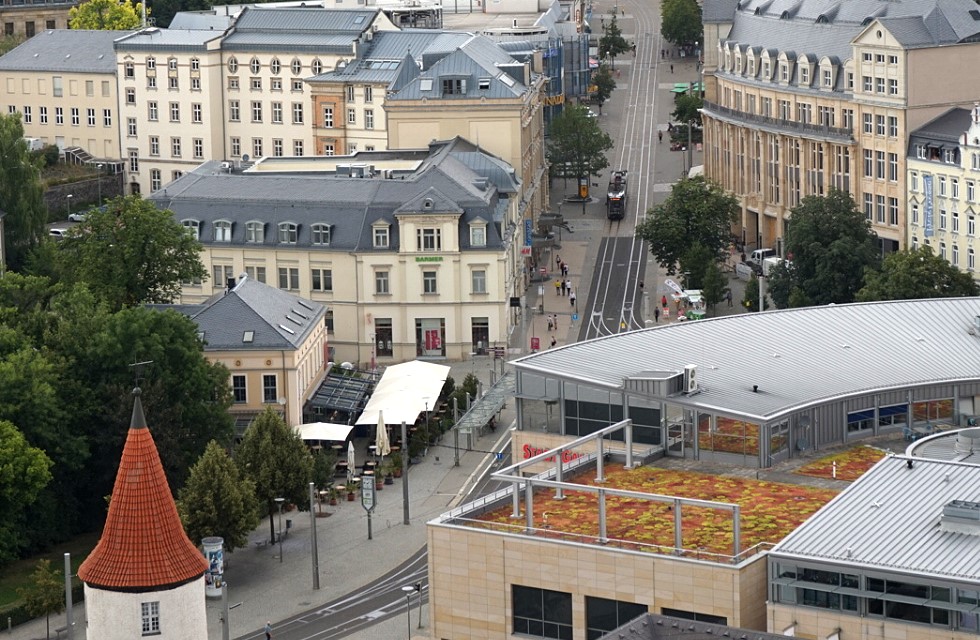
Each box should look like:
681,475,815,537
83,576,207,640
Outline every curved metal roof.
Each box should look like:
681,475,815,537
513,298,980,421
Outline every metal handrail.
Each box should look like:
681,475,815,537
702,100,854,141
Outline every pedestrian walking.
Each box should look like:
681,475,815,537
654,307,661,323
670,64,674,74
550,336,557,348
556,254,561,267
658,130,663,143
555,279,562,296
725,289,733,307
562,263,569,277
265,622,273,640
639,280,644,291
565,279,571,294
552,313,558,330
569,290,577,307
547,315,554,331
560,279,567,295
661,294,668,308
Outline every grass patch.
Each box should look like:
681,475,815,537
794,445,887,482
0,532,99,610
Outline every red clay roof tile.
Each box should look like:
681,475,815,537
78,393,208,590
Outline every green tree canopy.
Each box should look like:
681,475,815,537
661,0,702,46
69,0,145,29
178,440,259,552
635,176,739,274
235,407,314,543
56,196,207,310
18,558,65,639
599,13,630,62
546,105,614,181
0,113,45,271
742,273,769,312
0,421,53,565
768,189,880,308
591,64,616,113
700,261,727,311
857,246,980,301
672,93,703,127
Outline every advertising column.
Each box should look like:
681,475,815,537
202,536,224,598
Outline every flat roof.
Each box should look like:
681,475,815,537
513,298,980,422
771,455,980,582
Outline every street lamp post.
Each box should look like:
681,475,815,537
274,497,285,563
96,164,104,207
401,586,415,638
66,194,73,219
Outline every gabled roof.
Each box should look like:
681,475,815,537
181,275,325,351
77,390,208,591
0,30,129,73
115,27,224,50
771,455,980,583
394,187,464,215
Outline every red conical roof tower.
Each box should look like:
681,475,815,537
78,388,208,590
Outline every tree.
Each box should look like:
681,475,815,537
0,113,46,271
177,441,259,553
661,0,702,46
56,196,207,310
598,13,630,65
742,273,769,312
0,421,52,566
18,559,65,639
547,105,614,208
635,176,739,274
69,0,145,29
235,407,314,544
857,246,980,301
311,448,338,494
672,93,703,128
700,261,727,311
592,64,616,114
767,189,880,307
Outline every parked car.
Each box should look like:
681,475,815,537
49,228,67,239
67,211,87,222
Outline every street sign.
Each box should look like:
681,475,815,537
361,479,376,512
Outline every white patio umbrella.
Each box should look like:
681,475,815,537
376,410,391,460
347,440,356,483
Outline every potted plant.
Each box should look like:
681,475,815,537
327,485,339,506
345,479,357,501
389,451,403,478
382,460,395,485
374,472,384,490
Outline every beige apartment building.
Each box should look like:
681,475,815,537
702,0,980,254
147,139,524,366
0,29,125,160
0,0,74,38
907,104,980,282
159,275,328,431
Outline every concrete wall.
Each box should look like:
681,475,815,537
770,603,979,640
83,577,207,640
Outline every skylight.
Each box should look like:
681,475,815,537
278,324,296,335
243,330,254,343
499,73,515,87
420,78,433,91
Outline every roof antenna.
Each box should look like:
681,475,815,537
129,359,154,389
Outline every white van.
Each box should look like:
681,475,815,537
750,248,776,264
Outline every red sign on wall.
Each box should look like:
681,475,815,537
424,330,442,351
530,337,540,351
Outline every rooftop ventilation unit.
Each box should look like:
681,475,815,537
941,499,980,535
684,364,699,393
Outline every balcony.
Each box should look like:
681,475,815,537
703,100,854,144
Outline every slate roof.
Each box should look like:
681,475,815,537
178,276,325,351
512,297,980,422
115,28,224,50
722,0,980,62
147,138,510,251
167,11,234,30
771,455,980,583
231,6,376,32
0,30,128,73
908,107,971,155
77,390,209,590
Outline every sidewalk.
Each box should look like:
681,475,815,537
5,360,507,640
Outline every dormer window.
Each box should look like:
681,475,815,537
780,63,789,81
748,58,756,75
373,224,390,248
278,222,298,244
735,53,742,73
182,219,200,240
442,78,466,95
417,228,441,251
311,223,331,246
823,67,833,87
470,222,487,247
478,77,491,90
763,60,771,78
245,221,264,243
214,220,232,242
799,66,809,85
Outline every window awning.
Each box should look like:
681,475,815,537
356,360,450,426
293,422,354,442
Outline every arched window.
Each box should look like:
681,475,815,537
245,221,264,243
278,222,298,244
182,219,200,240
214,220,232,242
311,223,331,245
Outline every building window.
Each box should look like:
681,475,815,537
888,153,898,181
214,220,232,242
228,76,239,90
245,266,266,283
169,75,178,90
876,151,884,179
911,203,919,224
876,195,885,223
252,138,263,158
246,221,264,243
291,58,302,75
971,215,977,236
183,219,200,240
251,101,262,122
262,374,277,403
232,375,246,403
323,144,334,156
127,117,137,137
103,108,112,127
799,66,809,84
888,116,898,137
271,78,282,91
876,77,885,93
470,225,487,247
889,197,898,226
292,79,303,92
323,106,333,128
422,270,437,294
169,102,180,122
375,318,393,356
364,85,373,102
249,57,260,74
471,269,486,294
193,138,204,159
125,61,135,78
294,140,304,156
39,106,48,124
292,102,304,124
273,139,283,157
375,271,389,294
71,108,79,126
55,107,64,125
863,113,872,134
310,58,322,75
129,149,139,173
150,169,161,192
940,208,948,230
915,144,926,159
347,143,357,155
863,76,872,92
953,179,960,200
171,137,181,158
512,585,572,640
953,210,961,233
374,226,389,248
875,115,885,135
346,85,355,102
140,601,160,636
192,103,202,123
272,102,283,123
311,268,332,292
822,68,832,87
229,100,240,121
889,78,898,95
940,176,947,197
21,106,31,124
231,137,241,157
278,267,299,290
586,597,648,640
190,57,199,71
311,223,331,245
954,245,960,265
347,108,356,125
864,193,873,220
417,228,441,251
365,109,374,129
969,181,976,203
863,149,873,177
278,222,298,244
970,248,976,271
228,57,238,73
192,78,201,90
